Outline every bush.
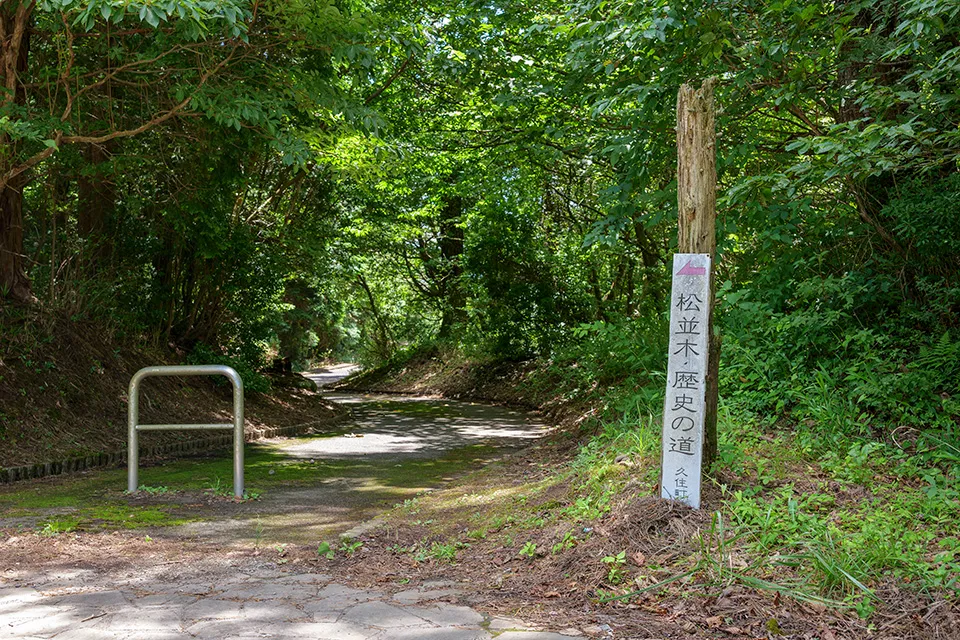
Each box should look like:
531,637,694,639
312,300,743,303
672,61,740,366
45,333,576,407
186,343,272,394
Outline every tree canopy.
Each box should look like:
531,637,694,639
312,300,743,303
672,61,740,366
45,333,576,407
1,0,957,424
2,0,960,618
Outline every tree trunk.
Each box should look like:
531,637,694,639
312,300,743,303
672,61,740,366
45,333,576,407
0,2,33,303
437,195,466,338
588,265,607,322
0,178,32,302
357,272,392,358
677,77,719,468
77,142,117,263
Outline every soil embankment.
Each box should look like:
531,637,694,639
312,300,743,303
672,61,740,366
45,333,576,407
335,348,598,431
0,311,345,481
336,349,541,405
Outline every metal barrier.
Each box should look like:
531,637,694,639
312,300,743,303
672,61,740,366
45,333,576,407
128,365,245,498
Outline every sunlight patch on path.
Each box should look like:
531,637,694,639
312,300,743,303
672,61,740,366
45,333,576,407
153,387,550,545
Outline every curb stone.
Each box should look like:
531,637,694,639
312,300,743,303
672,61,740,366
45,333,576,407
0,414,347,486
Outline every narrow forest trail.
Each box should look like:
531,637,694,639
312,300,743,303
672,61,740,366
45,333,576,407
0,367,585,639
156,366,550,545
1,364,550,545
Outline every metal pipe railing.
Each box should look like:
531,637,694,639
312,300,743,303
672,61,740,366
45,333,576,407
128,365,245,498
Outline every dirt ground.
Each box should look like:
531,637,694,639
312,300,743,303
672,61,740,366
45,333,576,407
5,438,955,639
330,360,960,640
3,359,957,639
299,442,959,639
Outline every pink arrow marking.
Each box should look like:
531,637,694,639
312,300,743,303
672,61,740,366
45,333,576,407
676,260,706,276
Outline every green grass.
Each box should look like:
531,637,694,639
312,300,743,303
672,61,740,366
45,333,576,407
420,380,960,617
342,345,960,623
710,414,960,613
33,505,185,533
559,409,960,615
82,505,189,528
39,516,80,536
0,434,500,533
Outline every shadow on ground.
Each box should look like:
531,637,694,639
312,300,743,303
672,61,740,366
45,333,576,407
0,536,583,639
1,373,550,546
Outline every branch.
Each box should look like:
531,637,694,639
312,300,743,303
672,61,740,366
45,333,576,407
64,27,176,38
2,1,35,109
0,135,59,188
786,104,824,137
56,11,75,120
365,54,414,106
61,44,195,122
61,96,192,144
0,44,237,191
400,244,440,298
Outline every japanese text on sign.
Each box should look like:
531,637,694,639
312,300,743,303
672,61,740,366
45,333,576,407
661,254,711,509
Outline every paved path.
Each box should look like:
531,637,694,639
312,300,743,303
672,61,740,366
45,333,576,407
1,561,582,639
2,365,586,639
307,363,361,388
166,382,549,545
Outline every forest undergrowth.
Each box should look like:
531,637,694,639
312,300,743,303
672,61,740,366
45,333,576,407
335,298,960,636
0,305,342,470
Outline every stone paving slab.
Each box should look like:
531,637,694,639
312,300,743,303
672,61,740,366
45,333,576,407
392,587,462,604
1,388,584,639
379,628,492,640
0,568,585,640
495,633,583,640
409,604,486,627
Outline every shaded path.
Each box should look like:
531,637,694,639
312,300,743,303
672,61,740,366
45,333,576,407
164,370,548,545
2,561,580,639
307,363,361,388
1,366,585,639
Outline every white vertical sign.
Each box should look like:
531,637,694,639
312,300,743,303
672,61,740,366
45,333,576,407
661,253,711,509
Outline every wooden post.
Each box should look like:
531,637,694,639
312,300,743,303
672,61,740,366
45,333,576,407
676,77,719,468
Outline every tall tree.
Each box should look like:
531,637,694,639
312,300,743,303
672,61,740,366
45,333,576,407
0,0,374,304
0,0,254,302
